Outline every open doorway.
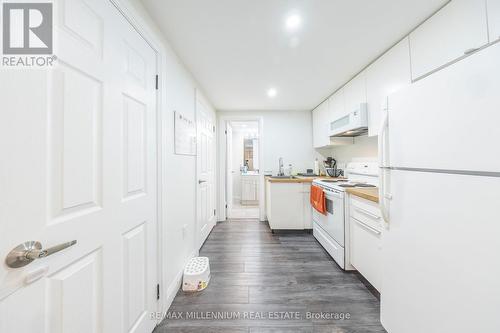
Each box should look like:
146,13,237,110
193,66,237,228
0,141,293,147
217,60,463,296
226,121,260,219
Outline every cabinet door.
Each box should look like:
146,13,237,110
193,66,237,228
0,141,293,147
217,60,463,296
312,100,330,148
488,0,500,42
302,183,312,229
350,217,382,291
409,0,489,80
312,107,321,148
343,72,366,114
241,180,247,200
366,38,411,136
241,179,250,201
265,180,272,218
327,89,354,146
252,179,258,201
269,183,304,229
328,88,345,119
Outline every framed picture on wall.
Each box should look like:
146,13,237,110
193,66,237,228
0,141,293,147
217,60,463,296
174,111,196,155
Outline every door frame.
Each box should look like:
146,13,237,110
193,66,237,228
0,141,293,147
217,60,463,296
217,116,265,222
109,0,166,316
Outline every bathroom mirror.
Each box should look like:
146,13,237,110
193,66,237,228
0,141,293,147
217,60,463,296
243,138,259,171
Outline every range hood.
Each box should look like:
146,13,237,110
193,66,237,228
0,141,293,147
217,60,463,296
330,103,368,137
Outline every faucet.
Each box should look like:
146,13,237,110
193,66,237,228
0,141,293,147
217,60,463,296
278,157,284,176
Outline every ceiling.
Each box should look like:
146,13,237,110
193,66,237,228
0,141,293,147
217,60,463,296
230,121,259,131
141,0,448,111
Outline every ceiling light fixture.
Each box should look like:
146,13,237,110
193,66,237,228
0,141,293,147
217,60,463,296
285,13,302,32
267,88,277,98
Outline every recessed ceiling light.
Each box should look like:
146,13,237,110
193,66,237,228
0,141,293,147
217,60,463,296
267,88,277,98
285,13,302,32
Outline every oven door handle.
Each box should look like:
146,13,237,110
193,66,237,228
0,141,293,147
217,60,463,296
324,190,342,199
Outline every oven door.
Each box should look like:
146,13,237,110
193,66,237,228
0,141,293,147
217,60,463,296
324,190,345,247
312,203,327,229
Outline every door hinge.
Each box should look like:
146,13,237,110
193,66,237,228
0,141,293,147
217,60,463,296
213,125,216,132
156,283,160,300
155,75,159,90
214,209,216,216
224,130,227,135
225,204,228,208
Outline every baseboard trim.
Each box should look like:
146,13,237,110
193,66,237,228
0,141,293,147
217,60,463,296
163,249,200,313
353,271,380,300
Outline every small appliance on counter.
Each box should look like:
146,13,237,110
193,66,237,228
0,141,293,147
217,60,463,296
324,157,343,177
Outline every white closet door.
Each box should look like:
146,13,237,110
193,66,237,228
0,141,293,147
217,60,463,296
196,94,216,248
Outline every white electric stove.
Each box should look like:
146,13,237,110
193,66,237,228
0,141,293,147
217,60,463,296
312,162,378,270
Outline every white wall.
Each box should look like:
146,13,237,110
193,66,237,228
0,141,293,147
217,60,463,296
315,135,378,170
219,110,316,175
124,0,217,312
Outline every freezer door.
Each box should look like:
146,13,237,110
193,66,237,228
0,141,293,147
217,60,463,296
381,170,500,333
388,43,500,173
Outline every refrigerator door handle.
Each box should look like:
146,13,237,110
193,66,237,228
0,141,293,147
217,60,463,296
378,99,391,225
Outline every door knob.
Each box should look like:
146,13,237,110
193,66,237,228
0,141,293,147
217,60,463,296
5,240,77,268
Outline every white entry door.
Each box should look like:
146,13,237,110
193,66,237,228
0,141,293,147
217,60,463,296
196,94,216,249
0,1,158,332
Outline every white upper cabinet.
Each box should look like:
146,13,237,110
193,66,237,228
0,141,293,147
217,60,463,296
312,93,352,148
343,72,367,114
366,38,411,136
312,103,322,148
409,0,489,80
312,100,330,148
488,0,500,42
328,88,345,120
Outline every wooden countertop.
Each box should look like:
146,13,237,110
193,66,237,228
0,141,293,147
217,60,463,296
265,176,345,183
346,187,379,203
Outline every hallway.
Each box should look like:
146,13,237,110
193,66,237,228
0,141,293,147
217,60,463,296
154,220,386,333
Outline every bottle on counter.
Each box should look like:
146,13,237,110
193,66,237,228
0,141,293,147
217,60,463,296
314,158,319,176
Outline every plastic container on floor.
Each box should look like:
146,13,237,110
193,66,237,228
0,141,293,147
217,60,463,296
182,257,211,292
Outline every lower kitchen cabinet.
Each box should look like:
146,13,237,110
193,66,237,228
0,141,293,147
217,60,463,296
241,175,259,205
349,195,383,291
265,180,312,230
302,183,312,229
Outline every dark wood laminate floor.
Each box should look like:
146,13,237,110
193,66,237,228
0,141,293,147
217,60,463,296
154,219,387,333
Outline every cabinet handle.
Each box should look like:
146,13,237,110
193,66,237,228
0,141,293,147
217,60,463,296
354,218,381,235
464,47,479,55
354,207,381,220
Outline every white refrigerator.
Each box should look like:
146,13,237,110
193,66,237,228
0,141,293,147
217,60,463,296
379,42,500,332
